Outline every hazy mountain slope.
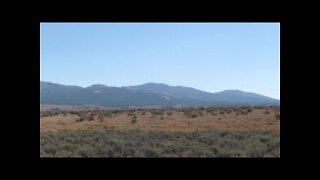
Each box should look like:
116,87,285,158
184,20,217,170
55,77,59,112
124,83,279,105
40,81,279,108
40,81,206,108
124,83,214,100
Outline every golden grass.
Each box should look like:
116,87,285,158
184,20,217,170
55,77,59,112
40,108,280,133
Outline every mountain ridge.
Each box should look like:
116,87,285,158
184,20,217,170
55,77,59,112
40,81,279,108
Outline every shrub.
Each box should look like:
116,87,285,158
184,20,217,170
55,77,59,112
184,111,192,117
240,106,250,110
220,132,228,137
40,113,45,118
260,137,270,143
248,149,264,157
131,119,137,124
166,111,173,116
141,111,146,115
112,110,120,114
264,110,270,114
206,107,216,113
70,111,76,115
122,147,136,157
40,130,280,157
49,111,59,116
76,117,85,122
241,111,248,115
219,111,225,115
247,109,252,113
127,112,135,116
143,148,159,157
131,116,137,124
253,106,263,109
43,145,57,156
103,111,113,117
87,115,95,121
98,115,104,122
151,109,164,116
190,113,198,118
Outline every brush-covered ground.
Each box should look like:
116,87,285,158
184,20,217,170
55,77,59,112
40,106,280,157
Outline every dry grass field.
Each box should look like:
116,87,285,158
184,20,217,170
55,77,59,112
40,106,280,132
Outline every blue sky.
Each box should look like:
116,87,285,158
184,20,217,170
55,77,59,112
40,23,280,99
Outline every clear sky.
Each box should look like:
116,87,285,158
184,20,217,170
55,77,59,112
40,23,280,99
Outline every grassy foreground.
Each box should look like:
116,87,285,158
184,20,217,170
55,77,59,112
40,130,280,157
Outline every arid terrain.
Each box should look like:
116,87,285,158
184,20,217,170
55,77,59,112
41,106,280,132
40,106,280,157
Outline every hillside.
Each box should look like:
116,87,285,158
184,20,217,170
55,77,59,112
40,81,280,108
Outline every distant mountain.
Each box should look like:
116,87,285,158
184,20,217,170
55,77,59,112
124,83,279,105
87,84,110,89
124,83,212,99
40,81,280,108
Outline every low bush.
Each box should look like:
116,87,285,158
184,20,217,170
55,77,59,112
190,113,198,118
127,112,135,116
166,111,173,116
131,118,137,124
264,110,270,114
241,111,248,115
143,148,159,157
206,107,217,113
76,117,85,122
40,130,280,157
98,115,104,122
87,115,95,121
150,109,164,116
254,106,264,109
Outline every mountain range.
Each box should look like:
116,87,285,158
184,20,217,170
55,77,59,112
40,81,280,108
